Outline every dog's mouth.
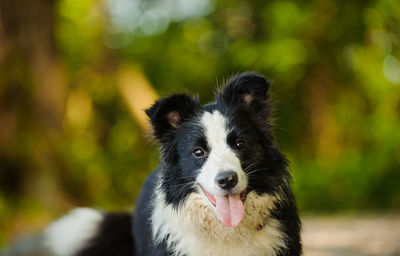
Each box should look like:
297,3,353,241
199,185,247,206
198,184,247,227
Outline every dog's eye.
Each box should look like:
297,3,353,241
193,148,206,158
236,140,246,150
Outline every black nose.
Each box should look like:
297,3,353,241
215,171,238,190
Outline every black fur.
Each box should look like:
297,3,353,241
76,212,135,256
133,170,171,255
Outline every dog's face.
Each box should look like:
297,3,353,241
146,73,289,227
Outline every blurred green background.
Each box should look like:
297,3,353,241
1,0,400,247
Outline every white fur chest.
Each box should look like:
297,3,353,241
151,190,286,256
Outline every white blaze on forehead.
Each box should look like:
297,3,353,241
201,110,231,151
197,110,247,196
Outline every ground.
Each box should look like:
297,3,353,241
2,215,400,256
302,215,400,256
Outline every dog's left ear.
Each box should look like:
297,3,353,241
217,73,270,108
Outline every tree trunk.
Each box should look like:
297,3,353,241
0,0,68,243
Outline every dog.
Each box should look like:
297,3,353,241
44,73,302,256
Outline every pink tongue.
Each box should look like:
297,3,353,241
215,194,244,227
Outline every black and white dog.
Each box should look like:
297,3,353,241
44,73,302,256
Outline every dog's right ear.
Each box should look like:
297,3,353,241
217,73,270,107
146,94,200,142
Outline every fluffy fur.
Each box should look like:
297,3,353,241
44,73,302,256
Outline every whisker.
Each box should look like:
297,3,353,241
243,159,264,172
163,181,197,189
246,168,270,176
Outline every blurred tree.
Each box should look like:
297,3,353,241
0,0,66,128
0,0,69,244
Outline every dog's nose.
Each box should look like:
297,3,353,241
215,171,238,190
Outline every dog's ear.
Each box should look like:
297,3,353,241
146,94,200,142
217,73,270,107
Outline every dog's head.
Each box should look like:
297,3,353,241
146,73,289,227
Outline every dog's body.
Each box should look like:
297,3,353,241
44,73,302,256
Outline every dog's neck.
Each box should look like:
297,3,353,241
151,183,287,256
